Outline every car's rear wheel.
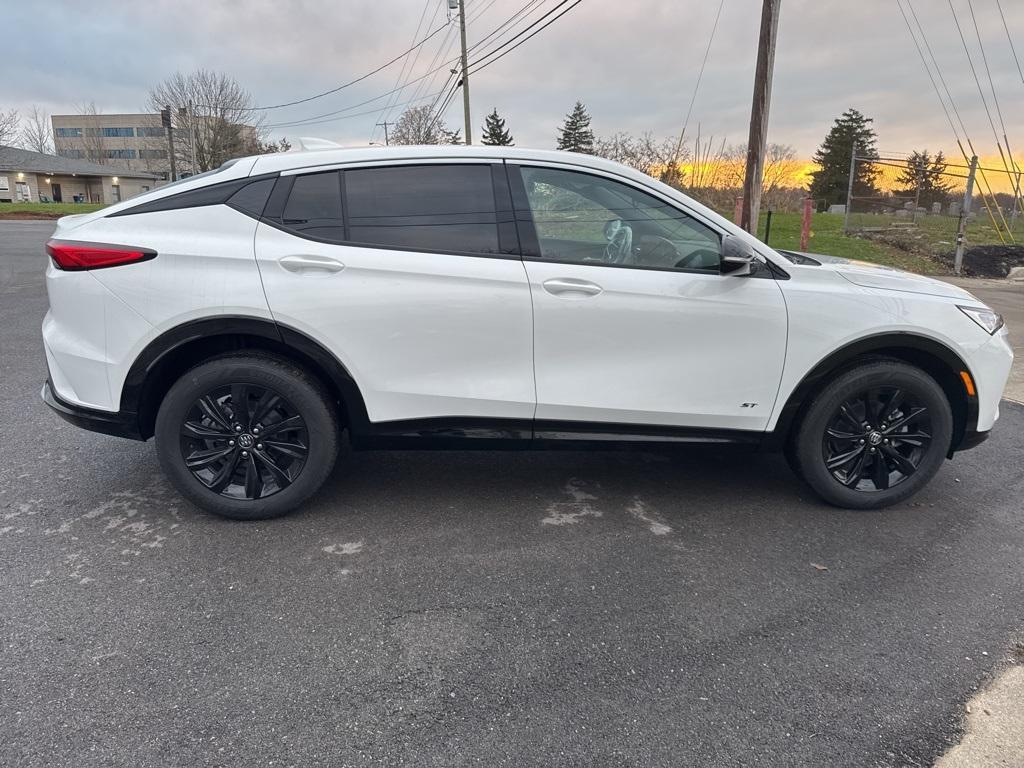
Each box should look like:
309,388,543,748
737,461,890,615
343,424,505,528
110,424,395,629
792,360,953,510
155,354,338,520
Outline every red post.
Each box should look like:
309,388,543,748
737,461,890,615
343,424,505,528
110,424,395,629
734,197,744,226
799,197,813,251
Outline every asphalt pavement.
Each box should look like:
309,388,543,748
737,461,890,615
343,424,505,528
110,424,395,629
2,220,1023,767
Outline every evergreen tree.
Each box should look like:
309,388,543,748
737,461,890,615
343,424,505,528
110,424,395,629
895,150,955,208
481,108,514,146
556,101,595,153
808,108,879,209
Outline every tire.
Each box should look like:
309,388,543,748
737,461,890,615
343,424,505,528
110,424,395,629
791,360,953,510
155,353,339,520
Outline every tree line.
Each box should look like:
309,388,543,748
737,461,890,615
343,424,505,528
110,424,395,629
3,67,963,215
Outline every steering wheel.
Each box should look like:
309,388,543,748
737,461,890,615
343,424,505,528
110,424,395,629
603,219,633,264
642,236,681,266
675,248,720,270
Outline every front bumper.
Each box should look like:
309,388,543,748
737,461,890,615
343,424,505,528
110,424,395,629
42,379,144,441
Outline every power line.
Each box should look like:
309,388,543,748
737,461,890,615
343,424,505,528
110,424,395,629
248,21,451,111
373,0,443,141
994,0,1024,89
672,0,726,162
965,0,1022,215
267,0,583,133
467,0,585,74
265,88,450,130
468,0,546,55
946,0,1015,239
263,68,457,128
900,0,1007,240
896,0,962,144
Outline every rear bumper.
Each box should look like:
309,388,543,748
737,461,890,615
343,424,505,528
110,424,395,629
42,379,144,441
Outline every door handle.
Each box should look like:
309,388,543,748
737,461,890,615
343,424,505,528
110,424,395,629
542,278,603,297
278,254,345,274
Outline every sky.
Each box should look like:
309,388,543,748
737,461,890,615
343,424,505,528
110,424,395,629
4,0,1024,162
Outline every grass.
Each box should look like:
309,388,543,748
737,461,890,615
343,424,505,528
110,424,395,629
757,211,946,274
0,202,107,216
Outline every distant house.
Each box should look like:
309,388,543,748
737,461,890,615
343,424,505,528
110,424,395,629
0,145,160,204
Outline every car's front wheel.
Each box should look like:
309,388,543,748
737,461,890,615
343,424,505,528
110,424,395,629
155,353,339,520
792,360,953,510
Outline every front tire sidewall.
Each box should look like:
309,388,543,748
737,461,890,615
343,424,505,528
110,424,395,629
155,356,338,520
795,363,953,510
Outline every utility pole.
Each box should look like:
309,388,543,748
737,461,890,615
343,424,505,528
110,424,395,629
457,0,472,144
187,101,198,175
162,106,177,182
843,142,857,233
954,155,978,275
739,0,781,235
375,121,394,146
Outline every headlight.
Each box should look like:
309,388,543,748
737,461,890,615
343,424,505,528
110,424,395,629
958,305,1004,335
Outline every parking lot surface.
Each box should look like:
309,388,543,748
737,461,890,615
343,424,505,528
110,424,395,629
2,221,1022,767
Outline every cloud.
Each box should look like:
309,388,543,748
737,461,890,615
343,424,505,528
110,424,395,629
4,0,1023,158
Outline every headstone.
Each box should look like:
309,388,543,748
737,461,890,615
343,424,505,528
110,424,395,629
827,204,846,214
949,202,961,217
931,202,942,214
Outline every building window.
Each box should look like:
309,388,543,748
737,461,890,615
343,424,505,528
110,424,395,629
102,127,135,137
58,149,86,159
136,126,166,137
55,127,82,138
139,149,168,160
106,149,137,159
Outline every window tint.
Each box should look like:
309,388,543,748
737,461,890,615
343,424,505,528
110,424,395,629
344,165,499,254
519,166,721,272
281,171,344,240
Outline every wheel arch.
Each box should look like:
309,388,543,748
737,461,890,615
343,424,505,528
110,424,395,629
770,332,978,454
120,316,370,440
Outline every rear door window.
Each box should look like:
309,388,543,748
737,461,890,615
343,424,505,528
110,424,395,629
343,164,500,255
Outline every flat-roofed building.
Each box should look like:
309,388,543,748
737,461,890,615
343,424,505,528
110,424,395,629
52,112,258,180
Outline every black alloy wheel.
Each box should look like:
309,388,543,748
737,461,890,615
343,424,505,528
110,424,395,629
179,384,309,500
155,353,338,520
791,360,953,510
822,387,933,492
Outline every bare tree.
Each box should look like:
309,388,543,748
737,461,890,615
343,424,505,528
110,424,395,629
390,105,460,145
721,142,803,209
73,102,108,165
0,108,20,147
20,105,53,154
594,132,683,182
146,70,265,173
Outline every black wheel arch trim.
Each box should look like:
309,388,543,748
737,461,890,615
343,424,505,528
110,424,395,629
767,331,979,454
119,315,372,440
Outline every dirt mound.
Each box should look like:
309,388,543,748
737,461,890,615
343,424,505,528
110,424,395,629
936,245,1024,278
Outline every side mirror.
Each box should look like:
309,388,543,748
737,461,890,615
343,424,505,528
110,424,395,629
720,235,757,276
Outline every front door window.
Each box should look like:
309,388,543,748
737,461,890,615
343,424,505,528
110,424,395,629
519,166,722,273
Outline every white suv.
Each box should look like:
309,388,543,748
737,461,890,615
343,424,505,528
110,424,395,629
41,145,1013,519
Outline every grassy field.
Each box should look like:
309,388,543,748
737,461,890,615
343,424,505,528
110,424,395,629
756,211,945,274
0,202,107,217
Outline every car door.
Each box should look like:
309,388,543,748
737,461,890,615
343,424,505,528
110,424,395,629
509,163,788,434
254,161,535,426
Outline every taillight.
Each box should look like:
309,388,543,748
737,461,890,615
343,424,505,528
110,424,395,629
46,240,157,271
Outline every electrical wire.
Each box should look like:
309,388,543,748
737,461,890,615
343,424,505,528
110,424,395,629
467,0,585,73
248,22,451,111
373,0,444,142
994,0,1024,89
672,0,726,163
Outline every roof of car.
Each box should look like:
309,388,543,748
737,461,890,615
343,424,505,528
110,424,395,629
249,144,639,178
